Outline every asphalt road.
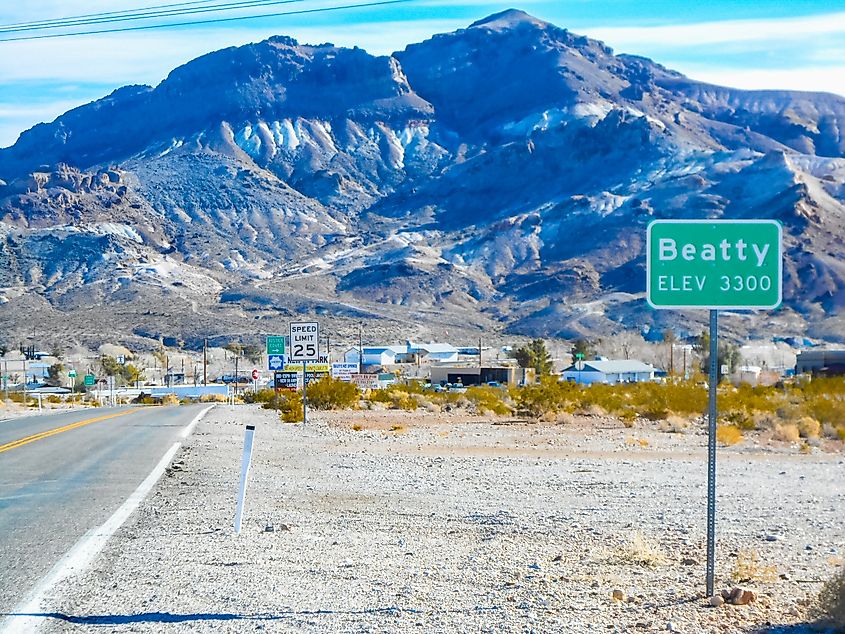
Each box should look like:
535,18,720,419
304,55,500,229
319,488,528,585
0,405,207,617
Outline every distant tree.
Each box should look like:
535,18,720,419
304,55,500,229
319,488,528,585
570,339,596,364
515,339,554,376
47,363,65,387
243,345,262,364
50,344,64,359
0,341,8,356
224,342,244,358
152,349,167,368
695,332,742,377
122,364,144,387
663,329,677,374
100,355,122,377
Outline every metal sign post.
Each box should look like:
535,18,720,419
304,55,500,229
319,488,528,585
706,309,718,596
647,219,782,598
289,322,320,426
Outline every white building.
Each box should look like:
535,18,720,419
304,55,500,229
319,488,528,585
407,342,459,363
344,346,408,367
561,359,655,385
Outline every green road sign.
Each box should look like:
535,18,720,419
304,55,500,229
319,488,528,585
84,374,95,386
647,220,782,310
266,336,286,356
68,370,77,378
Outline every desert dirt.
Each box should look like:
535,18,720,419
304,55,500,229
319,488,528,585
41,404,844,633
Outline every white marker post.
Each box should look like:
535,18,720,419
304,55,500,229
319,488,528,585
233,424,255,534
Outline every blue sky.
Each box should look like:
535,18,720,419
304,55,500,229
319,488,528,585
1,0,844,148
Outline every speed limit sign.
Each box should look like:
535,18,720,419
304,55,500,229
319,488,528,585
289,321,319,362
251,369,259,380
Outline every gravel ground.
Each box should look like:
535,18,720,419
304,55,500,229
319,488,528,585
41,405,845,633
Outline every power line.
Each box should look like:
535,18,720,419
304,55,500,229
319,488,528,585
0,0,414,42
0,0,226,30
0,0,307,34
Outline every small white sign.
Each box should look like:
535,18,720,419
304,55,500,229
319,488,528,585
289,321,319,362
720,364,729,375
331,362,358,381
351,374,380,390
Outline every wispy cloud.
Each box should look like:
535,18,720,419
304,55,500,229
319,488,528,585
585,11,845,48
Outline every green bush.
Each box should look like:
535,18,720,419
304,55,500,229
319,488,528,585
512,378,578,418
243,388,277,405
464,385,511,416
276,392,303,423
305,377,359,410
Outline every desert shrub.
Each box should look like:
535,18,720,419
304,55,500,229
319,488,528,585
732,550,778,583
306,377,358,411
368,389,393,404
162,394,179,406
716,424,743,446
242,388,277,404
513,378,578,418
275,391,303,423
46,395,62,404
797,416,821,439
366,387,417,411
814,566,845,630
464,385,511,416
200,393,228,403
659,414,689,433
803,396,845,427
607,531,667,568
351,423,364,432
618,409,637,427
8,392,26,404
773,423,801,443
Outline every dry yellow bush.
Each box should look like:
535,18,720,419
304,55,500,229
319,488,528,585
815,566,845,630
659,414,689,433
161,394,179,406
774,423,801,443
556,412,576,425
716,424,743,446
797,416,821,438
732,549,778,583
351,423,363,432
607,532,667,568
200,393,228,403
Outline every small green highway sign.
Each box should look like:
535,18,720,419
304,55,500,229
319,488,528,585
266,336,286,356
68,370,77,378
83,374,96,386
647,219,782,310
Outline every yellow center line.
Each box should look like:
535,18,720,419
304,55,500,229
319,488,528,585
0,409,141,454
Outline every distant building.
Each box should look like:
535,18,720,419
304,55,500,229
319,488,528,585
429,365,534,387
344,346,408,367
560,359,655,385
795,350,845,376
407,342,459,364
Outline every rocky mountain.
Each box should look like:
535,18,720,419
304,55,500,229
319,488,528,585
2,9,845,349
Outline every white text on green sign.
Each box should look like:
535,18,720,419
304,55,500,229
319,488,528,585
647,220,782,310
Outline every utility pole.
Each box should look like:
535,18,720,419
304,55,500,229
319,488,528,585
360,326,365,371
203,338,208,386
234,350,240,402
478,337,483,369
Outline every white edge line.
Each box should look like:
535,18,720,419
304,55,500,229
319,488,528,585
180,404,214,439
1,405,214,634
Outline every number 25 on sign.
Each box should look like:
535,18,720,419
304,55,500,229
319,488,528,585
647,219,782,310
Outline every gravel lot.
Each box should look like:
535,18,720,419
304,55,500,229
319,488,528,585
41,405,844,633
